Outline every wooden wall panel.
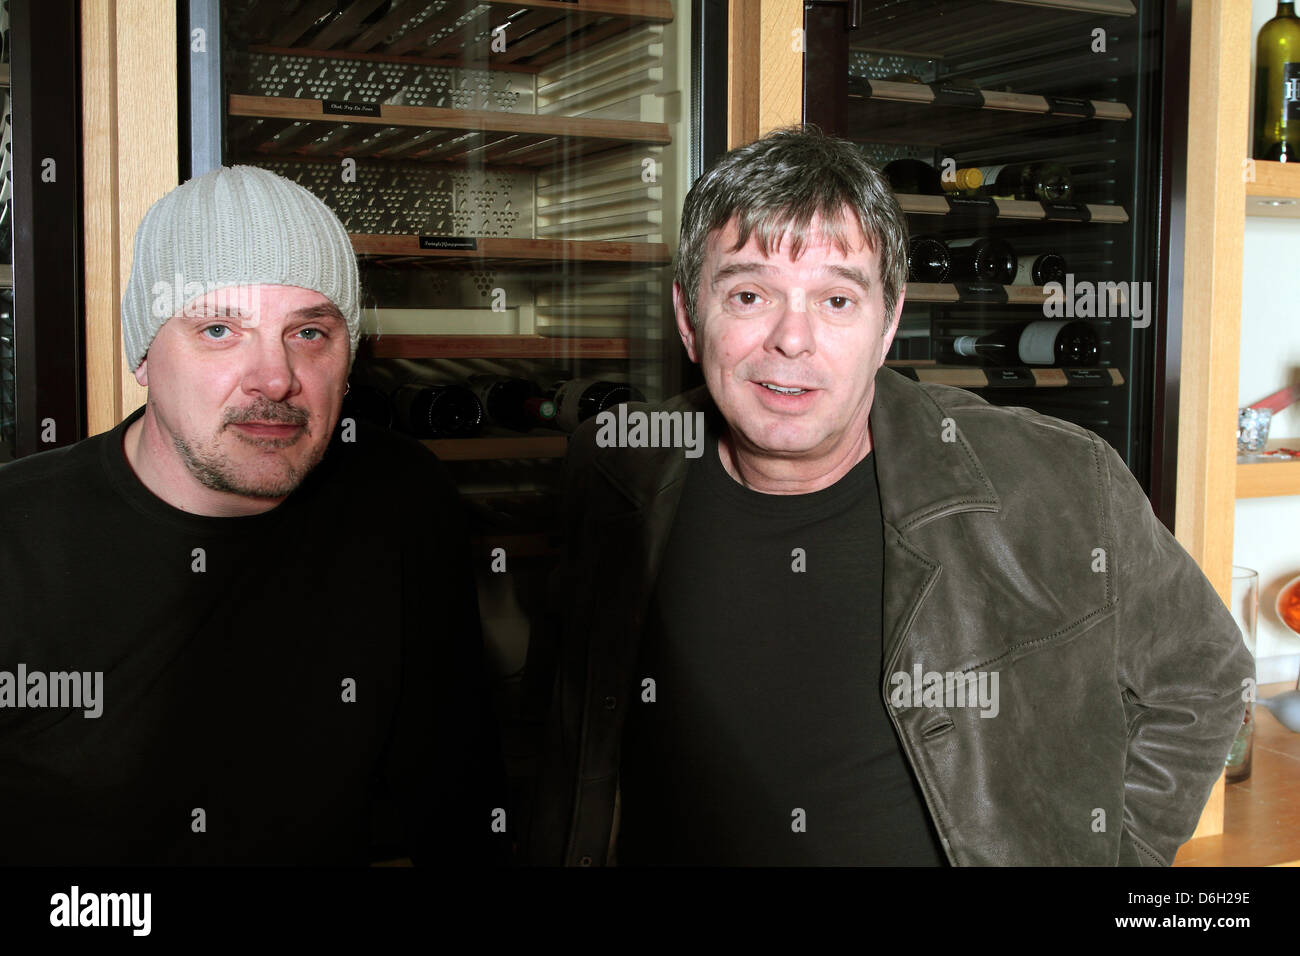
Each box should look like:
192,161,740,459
81,0,176,435
1179,0,1252,843
727,0,802,148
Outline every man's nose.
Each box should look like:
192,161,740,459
240,331,297,403
766,290,815,357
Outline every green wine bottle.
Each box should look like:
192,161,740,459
1254,1,1300,161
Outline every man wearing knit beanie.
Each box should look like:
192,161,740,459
0,166,508,866
120,164,361,511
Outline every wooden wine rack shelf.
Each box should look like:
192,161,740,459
362,334,630,359
227,94,670,166
241,0,673,72
351,234,670,267
426,436,568,461
848,93,1125,150
906,283,1055,305
885,363,1125,389
895,194,1129,223
854,79,1130,122
1246,161,1300,219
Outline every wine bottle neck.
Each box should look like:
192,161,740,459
1282,1,1296,15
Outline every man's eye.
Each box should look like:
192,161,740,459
203,325,230,339
299,328,322,340
826,296,852,310
733,291,761,306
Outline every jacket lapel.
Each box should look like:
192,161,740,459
867,367,1001,672
586,367,1001,686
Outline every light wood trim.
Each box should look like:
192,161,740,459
116,2,178,423
82,0,174,433
81,0,120,436
1180,0,1253,843
1246,159,1300,216
1177,0,1251,597
1237,457,1300,498
728,0,802,148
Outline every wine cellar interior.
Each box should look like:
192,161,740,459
824,0,1160,483
209,0,690,818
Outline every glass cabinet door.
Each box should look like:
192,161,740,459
805,0,1171,484
192,0,696,813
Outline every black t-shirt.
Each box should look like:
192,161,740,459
0,406,504,865
617,411,948,866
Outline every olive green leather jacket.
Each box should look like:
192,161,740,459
528,365,1252,866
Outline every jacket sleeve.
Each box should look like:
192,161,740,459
1101,438,1254,866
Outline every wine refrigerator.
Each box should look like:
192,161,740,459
804,0,1191,525
180,0,724,831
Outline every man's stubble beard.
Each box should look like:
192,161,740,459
173,424,328,500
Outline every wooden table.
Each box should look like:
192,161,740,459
1174,682,1300,866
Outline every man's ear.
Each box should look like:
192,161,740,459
133,356,149,387
881,288,904,358
673,282,699,364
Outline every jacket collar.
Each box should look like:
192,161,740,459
590,365,1000,530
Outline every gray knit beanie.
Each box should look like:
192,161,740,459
121,165,360,371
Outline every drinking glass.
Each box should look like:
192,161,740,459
1226,567,1259,782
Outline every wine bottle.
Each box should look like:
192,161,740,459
391,383,484,438
549,379,647,432
882,159,983,196
340,382,393,428
1254,1,1300,161
467,374,557,432
938,320,1099,367
947,237,1017,284
907,235,952,282
1011,252,1068,286
973,162,1072,202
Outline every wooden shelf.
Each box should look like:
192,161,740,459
227,93,670,166
241,0,672,72
852,78,1130,121
425,436,567,461
894,193,1128,223
906,282,1054,305
362,334,630,359
1246,160,1300,218
885,364,1125,388
351,234,670,267
1237,438,1300,498
1174,683,1300,867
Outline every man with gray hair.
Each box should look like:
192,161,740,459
0,165,505,864
529,126,1254,866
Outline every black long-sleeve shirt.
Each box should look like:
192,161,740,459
0,406,506,865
